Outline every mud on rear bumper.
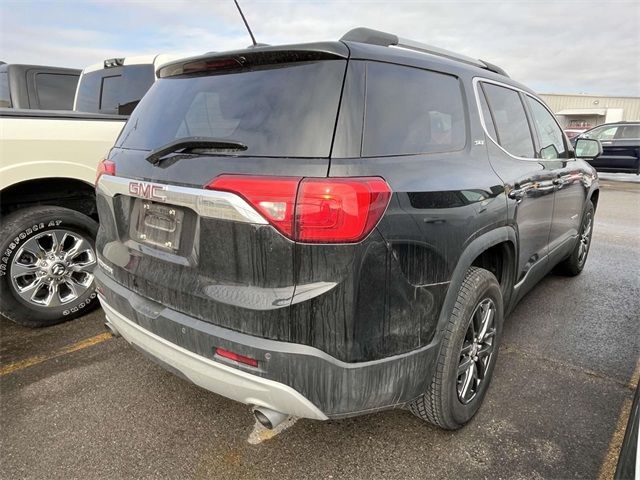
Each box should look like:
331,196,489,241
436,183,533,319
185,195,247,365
96,269,441,419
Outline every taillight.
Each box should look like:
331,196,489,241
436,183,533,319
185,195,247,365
205,175,391,243
208,175,301,238
95,159,115,186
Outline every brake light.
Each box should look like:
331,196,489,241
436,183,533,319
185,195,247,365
95,159,115,186
297,178,391,243
205,175,391,243
215,348,259,368
207,175,301,237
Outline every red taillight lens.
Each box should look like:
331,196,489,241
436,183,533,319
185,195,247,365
95,159,115,186
205,175,391,243
215,347,259,368
296,178,391,243
206,175,301,237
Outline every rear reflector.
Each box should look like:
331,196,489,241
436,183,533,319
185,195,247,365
215,348,259,368
95,159,116,186
206,175,391,243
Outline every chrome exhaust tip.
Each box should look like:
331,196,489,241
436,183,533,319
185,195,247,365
253,407,288,430
105,321,120,337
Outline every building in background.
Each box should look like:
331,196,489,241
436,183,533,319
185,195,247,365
540,94,640,131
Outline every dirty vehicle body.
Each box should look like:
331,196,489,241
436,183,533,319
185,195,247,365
96,28,601,429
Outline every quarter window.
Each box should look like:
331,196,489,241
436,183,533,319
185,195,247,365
527,97,567,159
481,82,535,158
362,62,466,156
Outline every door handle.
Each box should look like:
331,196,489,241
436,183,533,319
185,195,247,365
553,177,565,188
508,188,526,202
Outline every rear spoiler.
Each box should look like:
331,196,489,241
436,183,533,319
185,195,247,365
158,43,349,78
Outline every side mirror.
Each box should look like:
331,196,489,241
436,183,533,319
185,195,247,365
575,138,602,159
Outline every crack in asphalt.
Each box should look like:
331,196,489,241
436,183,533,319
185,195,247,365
500,343,639,392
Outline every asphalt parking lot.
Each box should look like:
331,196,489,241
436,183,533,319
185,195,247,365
1,176,639,479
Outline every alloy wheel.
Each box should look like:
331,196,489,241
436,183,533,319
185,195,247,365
9,229,96,308
578,212,593,265
456,298,497,404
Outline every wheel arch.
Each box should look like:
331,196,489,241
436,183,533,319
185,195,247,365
436,227,517,335
589,188,600,212
0,177,97,220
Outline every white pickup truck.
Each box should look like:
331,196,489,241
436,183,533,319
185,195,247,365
0,54,183,326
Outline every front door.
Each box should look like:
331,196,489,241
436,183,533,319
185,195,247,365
524,95,586,261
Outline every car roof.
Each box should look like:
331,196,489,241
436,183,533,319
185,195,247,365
157,32,533,95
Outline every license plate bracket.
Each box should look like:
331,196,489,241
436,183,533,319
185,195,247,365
130,199,184,251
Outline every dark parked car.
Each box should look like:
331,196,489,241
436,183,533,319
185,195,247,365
576,122,640,174
95,27,601,430
0,62,80,110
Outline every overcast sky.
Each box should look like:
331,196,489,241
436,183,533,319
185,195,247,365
1,0,639,96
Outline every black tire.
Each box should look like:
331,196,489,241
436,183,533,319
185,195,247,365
556,200,595,276
410,267,504,429
0,206,99,327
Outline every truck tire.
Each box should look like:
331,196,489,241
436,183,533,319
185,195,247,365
556,200,595,276
410,267,503,429
0,206,99,327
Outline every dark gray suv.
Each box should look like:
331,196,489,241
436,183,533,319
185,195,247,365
95,28,602,430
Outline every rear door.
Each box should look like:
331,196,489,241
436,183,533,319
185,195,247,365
96,50,348,341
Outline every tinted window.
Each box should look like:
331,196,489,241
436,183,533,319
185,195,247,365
118,65,155,114
362,62,465,156
0,69,10,108
616,125,640,139
100,75,121,113
527,97,567,159
116,60,346,158
583,125,617,140
34,73,79,110
478,88,497,139
482,83,534,158
75,65,154,114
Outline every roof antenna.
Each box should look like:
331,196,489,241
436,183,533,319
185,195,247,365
233,0,258,47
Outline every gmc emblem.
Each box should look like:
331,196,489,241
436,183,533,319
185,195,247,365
128,182,167,201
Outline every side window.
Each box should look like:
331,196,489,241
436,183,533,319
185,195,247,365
616,125,640,139
99,75,122,113
526,97,567,159
481,82,535,158
585,125,617,140
477,88,497,140
35,73,79,110
362,62,466,156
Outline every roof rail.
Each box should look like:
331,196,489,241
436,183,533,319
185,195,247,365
341,27,509,77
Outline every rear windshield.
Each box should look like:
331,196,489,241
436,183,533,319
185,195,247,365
34,73,79,110
116,60,346,158
75,64,155,114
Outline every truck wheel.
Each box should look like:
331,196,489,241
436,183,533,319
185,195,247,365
410,267,503,429
0,206,99,327
557,200,594,276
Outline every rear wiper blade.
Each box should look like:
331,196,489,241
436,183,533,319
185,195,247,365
146,137,248,165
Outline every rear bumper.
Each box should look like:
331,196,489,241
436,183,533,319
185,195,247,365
96,268,441,419
101,299,327,420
